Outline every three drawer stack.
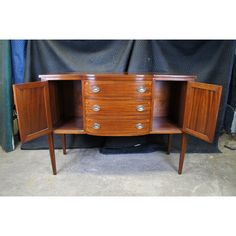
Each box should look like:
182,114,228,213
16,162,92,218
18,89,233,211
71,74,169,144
84,80,152,136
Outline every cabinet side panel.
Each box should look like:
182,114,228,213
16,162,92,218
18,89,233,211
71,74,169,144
169,82,187,127
62,81,83,118
153,81,171,117
49,81,63,127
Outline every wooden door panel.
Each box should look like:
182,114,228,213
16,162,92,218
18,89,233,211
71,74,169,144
183,82,222,143
13,81,52,143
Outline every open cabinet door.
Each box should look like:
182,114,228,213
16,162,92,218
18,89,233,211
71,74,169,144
13,81,52,143
183,82,222,143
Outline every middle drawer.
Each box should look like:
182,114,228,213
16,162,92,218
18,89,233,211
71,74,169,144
85,99,151,117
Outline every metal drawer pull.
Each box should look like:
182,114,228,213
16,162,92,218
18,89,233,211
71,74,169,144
92,123,101,129
92,104,101,112
136,105,145,112
91,85,100,93
136,123,144,129
137,86,146,93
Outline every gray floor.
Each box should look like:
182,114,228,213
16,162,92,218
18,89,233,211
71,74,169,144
0,134,236,196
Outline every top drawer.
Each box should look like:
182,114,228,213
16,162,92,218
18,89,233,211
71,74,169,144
84,81,152,99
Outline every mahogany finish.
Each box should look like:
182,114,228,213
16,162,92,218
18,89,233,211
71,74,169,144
178,133,187,175
84,80,152,99
53,117,84,134
85,99,151,117
13,73,222,175
151,117,182,134
86,117,150,136
61,134,67,155
183,82,222,143
13,81,52,142
167,134,172,155
48,133,57,175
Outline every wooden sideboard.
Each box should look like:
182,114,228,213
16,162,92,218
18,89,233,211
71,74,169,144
13,73,222,175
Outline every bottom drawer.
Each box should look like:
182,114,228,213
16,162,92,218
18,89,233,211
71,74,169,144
85,117,150,136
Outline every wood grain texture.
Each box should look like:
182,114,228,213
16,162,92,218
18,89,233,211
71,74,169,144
61,134,67,155
61,81,83,118
39,73,196,81
150,117,182,134
86,117,150,136
153,81,171,117
85,99,151,117
178,133,187,175
183,81,222,143
48,81,63,127
53,117,84,134
13,73,224,175
84,81,152,99
48,133,57,175
167,134,172,155
13,81,52,143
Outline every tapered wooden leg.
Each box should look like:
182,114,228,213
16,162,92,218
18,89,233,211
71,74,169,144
167,134,172,155
48,133,57,175
61,134,67,155
178,133,187,175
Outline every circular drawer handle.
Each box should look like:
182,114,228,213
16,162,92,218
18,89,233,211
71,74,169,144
91,85,100,93
136,123,144,129
92,123,101,129
137,86,146,93
136,105,145,112
92,104,101,112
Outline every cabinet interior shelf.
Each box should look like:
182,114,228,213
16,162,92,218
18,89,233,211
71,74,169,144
151,117,182,134
53,117,85,134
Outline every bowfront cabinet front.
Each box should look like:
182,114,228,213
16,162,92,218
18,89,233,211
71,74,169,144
13,73,222,175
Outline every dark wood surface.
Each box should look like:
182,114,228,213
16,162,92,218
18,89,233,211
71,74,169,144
85,99,151,117
39,73,196,81
183,82,222,143
13,73,222,174
178,133,187,175
84,80,152,99
151,117,182,134
48,81,63,127
13,81,52,143
61,81,83,118
48,133,57,175
86,117,150,136
61,134,67,155
167,134,172,155
53,117,84,134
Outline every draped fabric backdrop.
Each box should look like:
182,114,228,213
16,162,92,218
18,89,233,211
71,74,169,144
21,40,235,153
0,40,14,152
11,40,27,84
225,55,236,134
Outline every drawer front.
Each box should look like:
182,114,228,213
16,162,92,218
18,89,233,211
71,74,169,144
85,99,151,117
84,81,152,98
85,117,150,136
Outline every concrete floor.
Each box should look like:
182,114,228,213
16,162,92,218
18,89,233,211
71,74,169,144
0,134,236,196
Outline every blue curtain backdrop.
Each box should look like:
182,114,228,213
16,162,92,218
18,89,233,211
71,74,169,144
0,40,27,152
11,40,27,84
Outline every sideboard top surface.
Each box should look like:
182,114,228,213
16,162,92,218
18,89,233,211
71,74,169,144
39,73,196,81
